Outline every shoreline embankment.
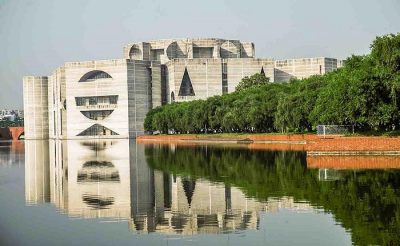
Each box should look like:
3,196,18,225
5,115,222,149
136,134,400,153
137,134,400,169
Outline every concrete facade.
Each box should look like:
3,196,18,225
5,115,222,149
23,38,341,139
27,60,158,139
23,76,49,139
274,57,341,81
124,38,274,103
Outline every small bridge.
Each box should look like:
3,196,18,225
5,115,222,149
0,127,24,141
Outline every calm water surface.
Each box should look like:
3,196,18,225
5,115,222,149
0,140,399,245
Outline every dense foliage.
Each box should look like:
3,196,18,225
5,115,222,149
235,73,269,92
145,145,400,245
0,118,24,127
145,33,400,133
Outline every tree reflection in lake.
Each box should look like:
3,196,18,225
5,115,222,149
145,144,400,245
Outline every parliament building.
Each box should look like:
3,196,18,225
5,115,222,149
23,38,341,139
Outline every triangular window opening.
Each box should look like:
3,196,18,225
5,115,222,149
77,124,119,136
178,68,195,96
260,66,265,76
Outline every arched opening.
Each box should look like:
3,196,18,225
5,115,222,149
166,41,178,60
80,141,115,151
171,92,175,103
221,41,239,58
18,132,24,140
82,194,114,209
78,161,120,183
129,45,142,60
80,110,114,120
79,70,112,82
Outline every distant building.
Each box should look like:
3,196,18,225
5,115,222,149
2,114,16,121
0,109,23,121
23,38,342,139
15,110,24,118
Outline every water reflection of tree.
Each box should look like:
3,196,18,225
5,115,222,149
145,145,400,245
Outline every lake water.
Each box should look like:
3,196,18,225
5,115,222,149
0,140,399,245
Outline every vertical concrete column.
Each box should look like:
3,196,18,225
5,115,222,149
23,76,49,139
151,62,162,108
213,45,221,58
187,43,193,59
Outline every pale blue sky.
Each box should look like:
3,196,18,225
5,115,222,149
0,0,399,108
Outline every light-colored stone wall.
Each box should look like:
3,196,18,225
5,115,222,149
23,76,49,139
165,58,223,102
43,59,159,139
165,58,274,102
274,57,341,82
48,67,67,139
64,59,130,139
123,38,255,64
226,58,275,92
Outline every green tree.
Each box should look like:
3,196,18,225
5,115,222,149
235,73,270,92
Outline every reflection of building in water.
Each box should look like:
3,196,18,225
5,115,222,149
26,139,132,219
264,197,313,213
49,140,68,212
129,173,262,234
25,140,313,234
54,140,131,219
317,169,342,181
25,140,50,204
129,172,313,235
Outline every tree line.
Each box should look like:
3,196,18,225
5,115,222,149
0,118,24,128
144,33,400,134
